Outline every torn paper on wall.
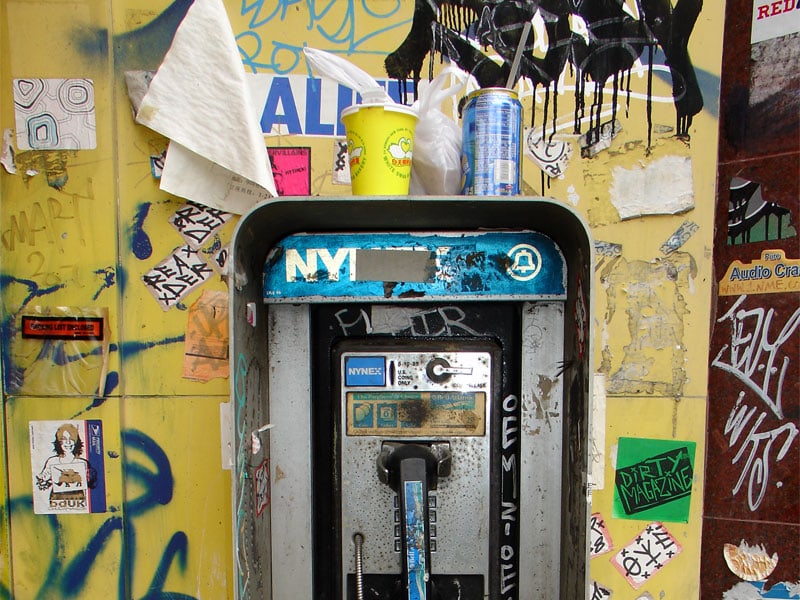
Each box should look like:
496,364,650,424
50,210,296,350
134,0,276,213
1,129,16,173
183,289,229,382
123,70,155,118
610,155,694,220
723,540,779,582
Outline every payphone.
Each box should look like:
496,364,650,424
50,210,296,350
336,340,496,599
230,197,593,600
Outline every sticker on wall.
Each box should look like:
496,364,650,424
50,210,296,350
169,201,233,249
21,315,104,340
29,420,106,514
660,221,699,255
595,241,623,257
610,522,682,589
589,512,614,557
751,0,800,42
254,457,270,517
183,289,229,382
589,580,613,598
722,581,800,599
268,146,311,195
613,437,696,522
723,540,779,582
719,249,800,296
1,128,15,173
150,148,166,178
12,306,111,397
332,139,351,185
142,245,214,310
13,78,97,150
524,128,573,179
579,119,622,158
728,178,796,245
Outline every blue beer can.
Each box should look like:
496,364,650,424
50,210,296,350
461,88,522,196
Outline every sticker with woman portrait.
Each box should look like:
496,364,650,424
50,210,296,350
29,420,106,514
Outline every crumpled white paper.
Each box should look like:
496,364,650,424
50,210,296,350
135,0,276,213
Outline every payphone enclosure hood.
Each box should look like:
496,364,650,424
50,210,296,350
229,196,594,600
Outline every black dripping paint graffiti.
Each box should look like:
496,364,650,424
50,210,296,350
386,0,704,147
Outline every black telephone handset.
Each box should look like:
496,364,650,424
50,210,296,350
377,442,451,600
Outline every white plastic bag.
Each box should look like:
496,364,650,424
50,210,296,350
410,66,469,195
303,47,390,104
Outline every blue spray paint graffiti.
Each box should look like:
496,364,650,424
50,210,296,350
0,429,200,600
92,267,117,301
234,352,249,598
0,275,64,392
237,0,409,73
130,203,154,261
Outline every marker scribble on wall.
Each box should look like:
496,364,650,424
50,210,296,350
728,177,796,244
386,0,704,142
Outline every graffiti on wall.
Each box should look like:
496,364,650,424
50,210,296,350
387,0,704,140
728,177,797,245
3,429,204,600
710,294,799,513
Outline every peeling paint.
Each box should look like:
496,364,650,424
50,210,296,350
600,253,695,396
724,540,779,581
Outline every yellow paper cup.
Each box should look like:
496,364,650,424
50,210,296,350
341,103,418,195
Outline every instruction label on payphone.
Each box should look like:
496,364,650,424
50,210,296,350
344,352,490,437
338,344,496,600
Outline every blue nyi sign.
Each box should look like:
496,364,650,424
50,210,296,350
263,231,566,302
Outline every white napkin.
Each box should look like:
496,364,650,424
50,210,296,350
135,0,276,212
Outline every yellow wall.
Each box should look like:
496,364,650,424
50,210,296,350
1,0,723,598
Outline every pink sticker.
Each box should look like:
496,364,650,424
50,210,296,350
610,522,682,589
590,512,614,557
268,147,311,196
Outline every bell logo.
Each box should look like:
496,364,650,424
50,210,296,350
506,244,542,281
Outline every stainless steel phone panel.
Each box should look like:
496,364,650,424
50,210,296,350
340,350,493,597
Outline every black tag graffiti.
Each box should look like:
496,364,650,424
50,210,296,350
615,447,693,515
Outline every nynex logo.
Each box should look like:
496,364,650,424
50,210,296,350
344,356,386,387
